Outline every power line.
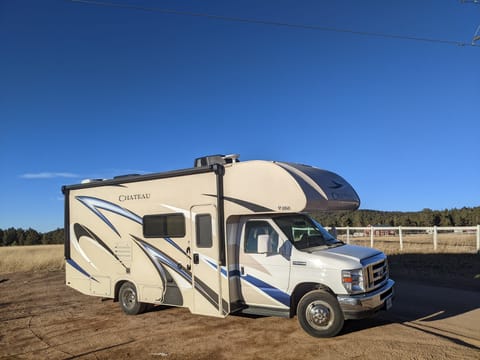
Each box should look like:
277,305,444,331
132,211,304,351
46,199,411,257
70,0,479,48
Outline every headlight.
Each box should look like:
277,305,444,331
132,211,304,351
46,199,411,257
342,269,365,293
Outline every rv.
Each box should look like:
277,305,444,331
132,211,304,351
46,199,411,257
62,154,394,338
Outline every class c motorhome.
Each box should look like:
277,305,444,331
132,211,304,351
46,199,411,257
62,154,394,337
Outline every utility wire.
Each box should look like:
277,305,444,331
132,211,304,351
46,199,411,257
70,0,479,48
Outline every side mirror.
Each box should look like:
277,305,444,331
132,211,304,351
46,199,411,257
257,234,271,253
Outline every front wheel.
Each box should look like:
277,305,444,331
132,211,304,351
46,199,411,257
118,281,148,315
297,290,344,338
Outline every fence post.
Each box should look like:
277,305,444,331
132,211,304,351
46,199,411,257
399,226,403,251
477,225,480,252
433,226,438,251
346,226,350,244
370,226,374,248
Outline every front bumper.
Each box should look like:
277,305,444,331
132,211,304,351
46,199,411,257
337,279,395,320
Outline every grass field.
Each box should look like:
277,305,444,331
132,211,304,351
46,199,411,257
0,244,64,274
339,233,478,254
0,241,478,286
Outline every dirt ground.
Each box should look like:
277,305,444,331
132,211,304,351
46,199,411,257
1,264,479,359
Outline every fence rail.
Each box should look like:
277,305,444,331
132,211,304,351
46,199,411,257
327,225,480,252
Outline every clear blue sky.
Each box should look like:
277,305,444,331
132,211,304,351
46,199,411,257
1,0,479,232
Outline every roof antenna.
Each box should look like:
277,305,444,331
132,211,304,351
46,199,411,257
460,1,480,44
473,24,480,45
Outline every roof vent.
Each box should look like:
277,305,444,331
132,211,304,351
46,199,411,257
194,154,240,167
80,179,104,184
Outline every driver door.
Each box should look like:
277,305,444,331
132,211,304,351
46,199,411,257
238,218,291,309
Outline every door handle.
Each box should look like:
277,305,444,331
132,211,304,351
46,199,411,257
193,253,199,264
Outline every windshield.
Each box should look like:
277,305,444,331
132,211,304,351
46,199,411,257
273,214,343,251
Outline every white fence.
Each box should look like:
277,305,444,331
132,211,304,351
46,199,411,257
327,225,480,252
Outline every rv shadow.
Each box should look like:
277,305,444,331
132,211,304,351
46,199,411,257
341,316,391,335
387,252,480,292
394,253,478,317
341,252,480,337
148,305,173,313
333,252,480,338
231,312,265,320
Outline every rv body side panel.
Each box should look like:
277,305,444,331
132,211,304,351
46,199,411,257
220,160,359,218
64,170,230,317
275,162,360,211
222,161,307,215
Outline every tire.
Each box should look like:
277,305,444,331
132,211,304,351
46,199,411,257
118,281,148,315
297,290,344,338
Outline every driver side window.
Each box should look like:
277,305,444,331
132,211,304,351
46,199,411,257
244,221,279,254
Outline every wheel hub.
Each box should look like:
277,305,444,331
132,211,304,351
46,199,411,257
306,301,332,329
123,290,136,309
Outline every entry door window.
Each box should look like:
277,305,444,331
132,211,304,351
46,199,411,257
196,214,212,248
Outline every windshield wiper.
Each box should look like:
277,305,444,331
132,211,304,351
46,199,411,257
327,241,344,248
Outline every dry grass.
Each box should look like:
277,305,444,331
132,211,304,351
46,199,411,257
338,233,478,254
0,239,478,289
0,244,64,274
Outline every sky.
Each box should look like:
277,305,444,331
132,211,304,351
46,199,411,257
1,0,479,232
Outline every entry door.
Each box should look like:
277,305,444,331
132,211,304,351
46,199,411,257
190,205,228,317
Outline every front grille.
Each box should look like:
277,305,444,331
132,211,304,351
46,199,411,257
363,256,389,292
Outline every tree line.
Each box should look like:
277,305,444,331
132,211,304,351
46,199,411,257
1,206,479,246
0,228,64,246
314,206,480,228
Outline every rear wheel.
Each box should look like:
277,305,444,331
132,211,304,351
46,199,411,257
118,281,148,315
297,290,344,338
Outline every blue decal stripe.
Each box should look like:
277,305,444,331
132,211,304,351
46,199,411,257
135,239,221,310
204,258,241,278
132,235,168,291
209,255,289,306
204,258,217,270
73,223,128,270
155,253,192,282
76,196,142,236
222,268,241,278
242,274,290,307
229,269,241,277
193,276,219,309
203,258,233,277
66,259,98,282
75,197,188,261
164,237,189,258
133,237,192,283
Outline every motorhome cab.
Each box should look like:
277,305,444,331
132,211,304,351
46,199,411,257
62,154,394,337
